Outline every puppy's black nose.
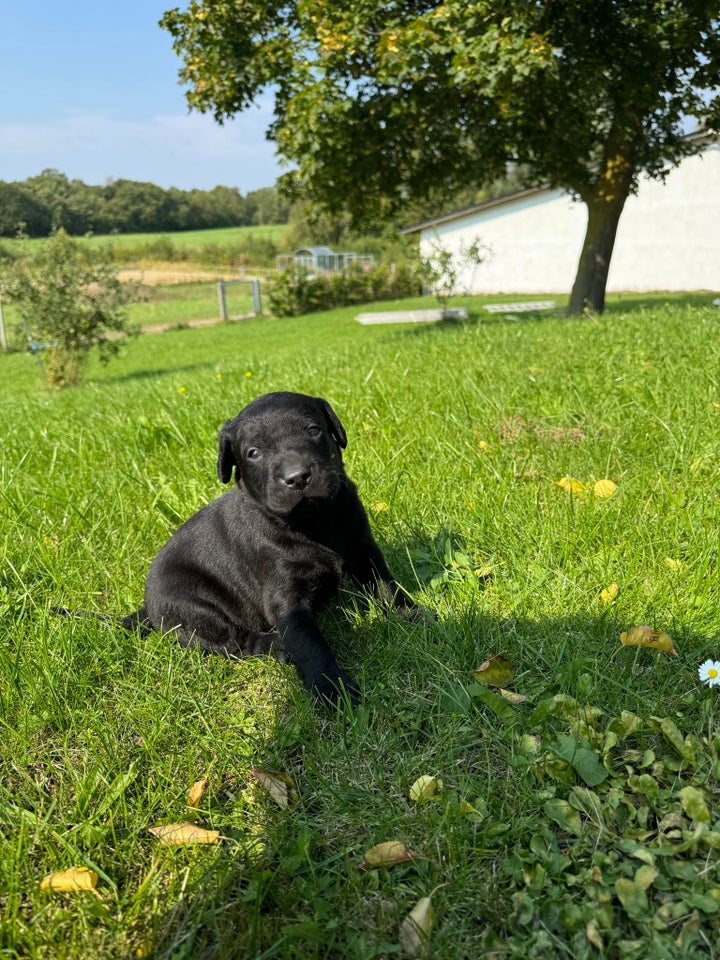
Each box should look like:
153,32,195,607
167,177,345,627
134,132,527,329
280,466,312,489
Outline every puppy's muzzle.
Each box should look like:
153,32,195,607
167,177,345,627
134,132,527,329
279,463,312,490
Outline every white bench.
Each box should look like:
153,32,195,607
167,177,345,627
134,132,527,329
484,300,556,314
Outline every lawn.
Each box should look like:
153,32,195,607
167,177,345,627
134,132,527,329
1,294,719,958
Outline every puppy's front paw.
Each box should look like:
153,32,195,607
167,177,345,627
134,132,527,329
394,601,437,623
311,669,361,708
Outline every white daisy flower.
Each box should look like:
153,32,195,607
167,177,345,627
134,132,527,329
698,660,720,687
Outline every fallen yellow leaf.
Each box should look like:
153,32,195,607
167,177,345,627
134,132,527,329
601,582,619,605
399,896,434,956
664,557,683,570
556,476,587,497
148,823,221,845
619,624,678,657
593,479,618,498
498,688,529,704
371,501,389,513
359,840,419,870
586,918,603,950
409,775,442,803
473,654,516,688
251,768,297,809
399,884,446,958
40,865,105,901
188,778,208,808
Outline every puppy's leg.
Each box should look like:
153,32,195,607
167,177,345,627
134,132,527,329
154,602,287,662
275,607,359,704
347,541,424,618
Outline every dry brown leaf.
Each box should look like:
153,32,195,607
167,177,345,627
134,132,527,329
40,866,104,900
409,775,442,803
188,778,208,808
473,654,516,688
359,840,419,870
619,624,678,657
251,768,297,809
148,823,221,845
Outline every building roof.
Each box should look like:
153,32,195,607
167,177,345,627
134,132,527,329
294,246,334,257
400,185,547,235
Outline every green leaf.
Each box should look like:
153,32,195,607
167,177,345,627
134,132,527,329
544,798,582,836
468,684,519,728
473,653,516,688
679,786,711,825
550,736,608,787
615,877,650,920
650,717,697,765
438,682,472,715
685,891,720,914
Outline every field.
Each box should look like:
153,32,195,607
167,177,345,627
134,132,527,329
1,223,290,254
1,293,720,958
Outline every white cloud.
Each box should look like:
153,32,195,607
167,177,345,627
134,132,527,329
0,103,284,191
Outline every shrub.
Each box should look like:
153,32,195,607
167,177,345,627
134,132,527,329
267,259,420,316
3,230,136,388
413,237,488,311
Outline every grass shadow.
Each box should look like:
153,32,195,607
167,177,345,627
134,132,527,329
137,519,716,958
97,361,218,384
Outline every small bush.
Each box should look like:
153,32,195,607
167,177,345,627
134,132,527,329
3,230,137,388
267,260,420,316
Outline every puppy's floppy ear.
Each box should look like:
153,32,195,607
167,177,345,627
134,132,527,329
320,398,348,449
217,420,238,483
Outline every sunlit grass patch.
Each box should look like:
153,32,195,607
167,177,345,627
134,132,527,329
1,294,720,957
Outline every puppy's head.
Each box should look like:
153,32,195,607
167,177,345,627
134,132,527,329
217,392,348,517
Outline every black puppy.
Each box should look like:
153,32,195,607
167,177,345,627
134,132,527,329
59,392,418,703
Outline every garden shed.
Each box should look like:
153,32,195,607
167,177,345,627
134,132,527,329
276,246,374,273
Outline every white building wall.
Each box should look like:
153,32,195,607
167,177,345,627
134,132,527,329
420,143,720,294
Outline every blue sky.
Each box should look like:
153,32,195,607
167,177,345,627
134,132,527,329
0,1,283,192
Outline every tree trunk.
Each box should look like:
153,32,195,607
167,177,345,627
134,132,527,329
567,130,639,315
567,190,630,314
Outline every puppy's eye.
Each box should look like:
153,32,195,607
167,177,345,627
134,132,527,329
247,448,262,460
307,425,322,438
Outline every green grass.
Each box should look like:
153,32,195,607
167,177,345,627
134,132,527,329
3,223,290,253
2,280,261,351
1,294,720,958
128,281,257,329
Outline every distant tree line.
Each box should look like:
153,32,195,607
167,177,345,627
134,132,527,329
0,169,291,238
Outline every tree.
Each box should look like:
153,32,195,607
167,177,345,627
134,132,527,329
161,1,720,313
414,238,488,313
5,231,136,388
0,181,51,237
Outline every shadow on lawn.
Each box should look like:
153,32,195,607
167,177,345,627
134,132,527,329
139,527,712,959
96,361,219,384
